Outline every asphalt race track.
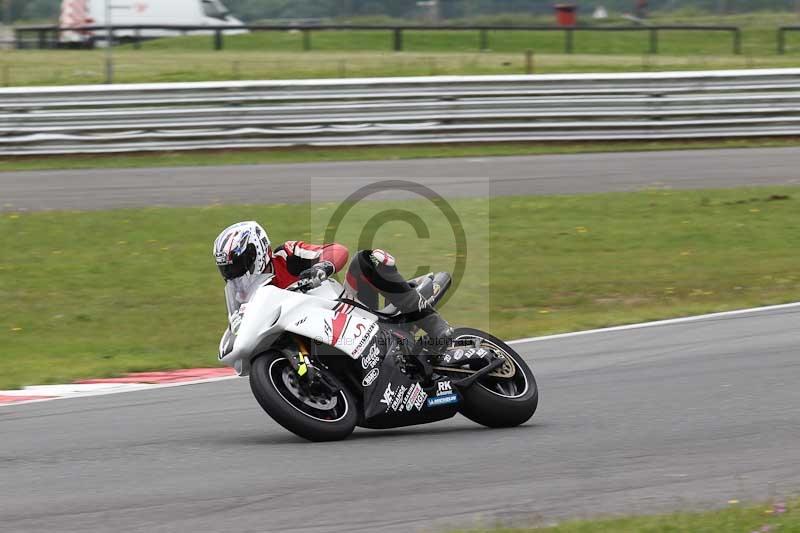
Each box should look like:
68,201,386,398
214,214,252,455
2,306,799,533
3,147,800,212
2,148,799,531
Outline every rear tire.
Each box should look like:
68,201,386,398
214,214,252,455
455,328,539,428
250,351,358,442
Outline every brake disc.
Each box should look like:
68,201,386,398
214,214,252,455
282,368,338,411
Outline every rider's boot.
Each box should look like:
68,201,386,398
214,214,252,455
383,288,452,385
414,301,454,352
377,273,454,351
360,250,454,351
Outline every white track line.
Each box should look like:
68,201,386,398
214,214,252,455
507,301,800,345
3,301,799,408
0,376,238,408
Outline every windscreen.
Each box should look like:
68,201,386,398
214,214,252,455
224,273,275,317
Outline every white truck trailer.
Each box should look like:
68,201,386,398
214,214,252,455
59,0,245,44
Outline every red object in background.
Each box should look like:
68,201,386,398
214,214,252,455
554,4,577,27
634,0,648,19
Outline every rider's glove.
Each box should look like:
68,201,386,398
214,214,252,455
228,304,247,335
299,261,334,283
229,311,244,335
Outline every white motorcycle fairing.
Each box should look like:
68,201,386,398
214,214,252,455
220,278,380,376
215,269,538,442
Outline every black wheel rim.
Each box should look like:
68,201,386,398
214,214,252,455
267,359,350,422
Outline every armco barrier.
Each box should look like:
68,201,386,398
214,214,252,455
2,69,800,156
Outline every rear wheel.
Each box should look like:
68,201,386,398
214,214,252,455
453,328,538,428
250,351,358,442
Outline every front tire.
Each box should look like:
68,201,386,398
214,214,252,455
454,328,538,428
250,351,358,442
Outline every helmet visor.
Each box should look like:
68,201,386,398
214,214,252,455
217,245,256,281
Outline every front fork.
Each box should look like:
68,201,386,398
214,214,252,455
288,335,311,377
285,335,341,393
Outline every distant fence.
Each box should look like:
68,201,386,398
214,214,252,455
14,24,743,55
778,26,800,54
2,69,800,156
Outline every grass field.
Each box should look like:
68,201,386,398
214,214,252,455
4,49,799,86
4,12,800,86
2,185,799,390
456,499,796,533
3,139,800,173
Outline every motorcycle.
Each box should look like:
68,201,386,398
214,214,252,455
219,271,538,442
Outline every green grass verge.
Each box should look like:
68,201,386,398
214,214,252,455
2,185,800,390
3,138,800,173
4,49,799,86
455,499,795,532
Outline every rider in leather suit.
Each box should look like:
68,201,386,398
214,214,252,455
213,221,453,349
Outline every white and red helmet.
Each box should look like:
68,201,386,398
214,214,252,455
213,221,271,281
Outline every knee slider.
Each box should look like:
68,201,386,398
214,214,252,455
369,249,395,267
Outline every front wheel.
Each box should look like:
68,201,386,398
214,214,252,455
454,328,538,428
250,351,358,442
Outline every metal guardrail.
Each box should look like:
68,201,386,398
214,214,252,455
15,24,743,55
2,69,800,156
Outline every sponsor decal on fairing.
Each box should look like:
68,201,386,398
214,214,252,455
414,390,427,410
436,380,453,395
404,383,427,412
350,323,379,357
360,344,381,369
380,383,394,407
361,368,380,387
426,393,459,408
329,305,379,358
391,385,407,412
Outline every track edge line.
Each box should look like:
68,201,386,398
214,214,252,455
4,301,799,407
